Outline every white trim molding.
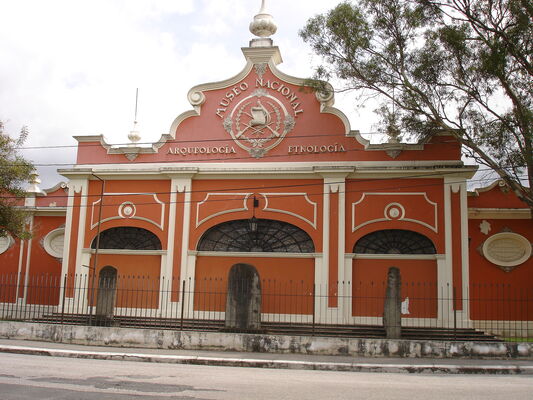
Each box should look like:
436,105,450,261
90,193,165,231
196,193,253,227
468,208,532,219
83,249,167,256
352,192,438,233
350,253,444,260
192,251,318,259
260,192,317,229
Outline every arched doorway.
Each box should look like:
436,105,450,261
352,229,437,320
195,219,315,320
90,227,163,314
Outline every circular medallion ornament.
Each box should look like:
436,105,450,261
223,89,295,158
384,203,405,220
119,202,136,219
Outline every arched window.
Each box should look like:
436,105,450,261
354,229,436,254
197,218,315,253
91,227,162,250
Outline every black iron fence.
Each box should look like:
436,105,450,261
0,273,531,341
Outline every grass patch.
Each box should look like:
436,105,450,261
503,337,533,343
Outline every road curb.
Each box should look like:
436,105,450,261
1,345,532,375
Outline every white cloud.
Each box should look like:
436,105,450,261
0,0,378,187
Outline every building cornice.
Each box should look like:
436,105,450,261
15,206,67,216
468,208,532,219
56,162,477,182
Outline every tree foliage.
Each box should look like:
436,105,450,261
0,121,35,239
300,0,532,208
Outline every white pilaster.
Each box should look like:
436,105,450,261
321,180,330,286
58,178,87,311
460,181,471,327
316,170,352,323
176,178,194,317
15,236,25,302
74,179,89,277
441,178,455,326
159,180,179,315
21,214,34,303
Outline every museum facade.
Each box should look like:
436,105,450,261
1,12,531,337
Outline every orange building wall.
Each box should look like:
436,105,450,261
346,179,445,253
171,191,186,301
469,219,533,321
469,187,529,209
328,190,339,307
25,216,65,305
0,241,21,275
194,256,315,315
0,240,22,303
189,179,323,251
88,254,162,309
451,191,463,309
84,180,171,249
352,259,438,318
35,187,69,208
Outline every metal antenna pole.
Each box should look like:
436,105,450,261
134,88,139,125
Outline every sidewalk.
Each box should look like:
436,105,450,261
1,339,532,375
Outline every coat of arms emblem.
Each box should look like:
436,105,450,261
223,89,295,158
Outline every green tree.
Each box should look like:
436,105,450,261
300,0,532,209
0,121,35,239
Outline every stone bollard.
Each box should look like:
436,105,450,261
225,263,262,331
383,267,402,339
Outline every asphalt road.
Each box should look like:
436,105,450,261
0,353,532,400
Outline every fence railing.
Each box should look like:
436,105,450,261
0,273,531,340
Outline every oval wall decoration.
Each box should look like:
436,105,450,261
482,232,532,272
43,228,65,259
0,235,14,255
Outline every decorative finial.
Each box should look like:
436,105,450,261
128,88,141,145
249,0,277,39
26,173,45,195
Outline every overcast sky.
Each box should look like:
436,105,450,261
0,0,383,187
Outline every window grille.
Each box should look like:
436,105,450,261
91,227,162,250
197,219,315,253
354,229,436,254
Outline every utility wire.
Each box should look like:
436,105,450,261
0,142,498,168
13,132,394,150
3,173,526,209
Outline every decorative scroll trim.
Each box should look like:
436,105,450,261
352,193,438,233
196,193,253,227
260,193,317,229
90,193,165,231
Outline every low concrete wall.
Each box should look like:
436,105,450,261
0,321,531,359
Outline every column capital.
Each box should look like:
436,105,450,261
314,167,354,181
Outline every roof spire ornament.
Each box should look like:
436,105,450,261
249,0,277,47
